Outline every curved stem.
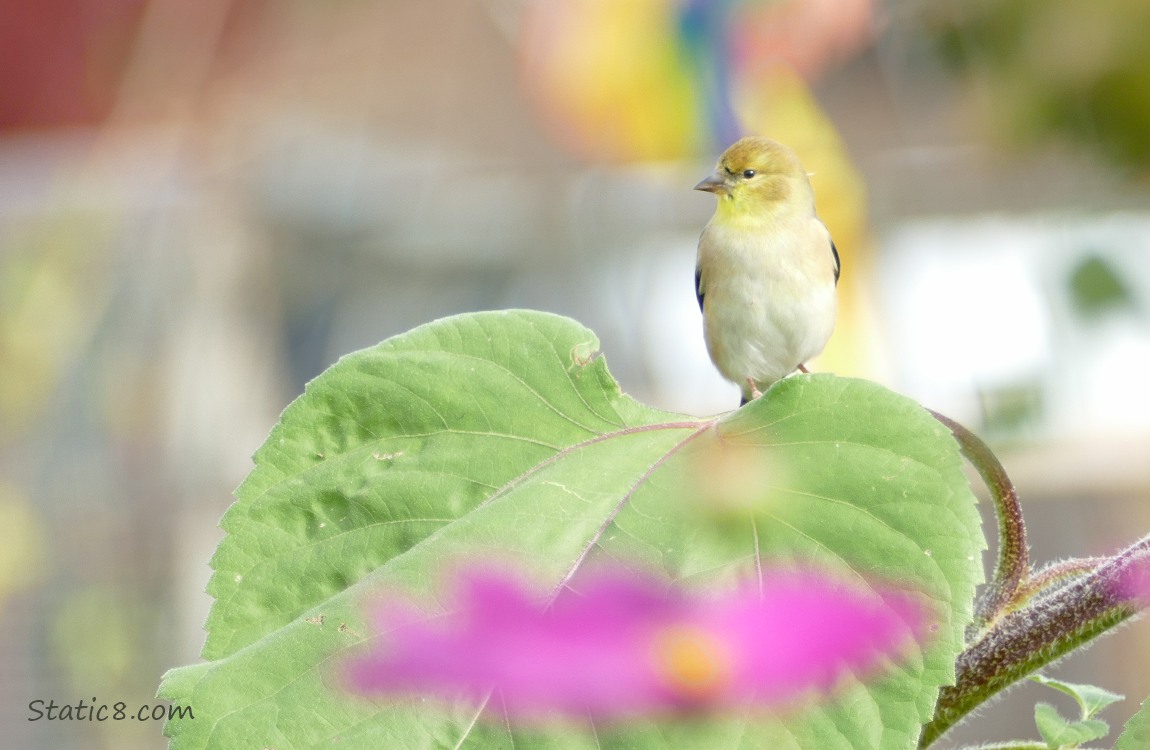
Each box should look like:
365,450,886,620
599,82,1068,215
928,410,1029,627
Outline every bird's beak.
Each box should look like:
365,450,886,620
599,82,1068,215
694,172,730,195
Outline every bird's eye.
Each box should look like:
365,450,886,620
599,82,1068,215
742,169,756,179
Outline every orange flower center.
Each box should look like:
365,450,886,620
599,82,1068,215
651,625,730,701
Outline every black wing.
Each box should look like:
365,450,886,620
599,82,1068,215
695,266,704,312
831,239,841,285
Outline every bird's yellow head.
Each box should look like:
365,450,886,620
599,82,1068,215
694,136,813,222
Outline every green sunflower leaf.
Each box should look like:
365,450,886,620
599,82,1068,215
160,310,984,749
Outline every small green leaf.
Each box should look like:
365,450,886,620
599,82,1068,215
1030,674,1124,720
1068,254,1134,320
1034,702,1110,749
1115,696,1150,750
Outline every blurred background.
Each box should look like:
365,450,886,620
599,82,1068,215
2,0,1149,747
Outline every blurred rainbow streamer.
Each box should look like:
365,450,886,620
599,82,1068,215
519,0,875,161
520,0,885,378
678,0,743,150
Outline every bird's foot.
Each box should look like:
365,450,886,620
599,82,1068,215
745,377,763,402
797,363,811,374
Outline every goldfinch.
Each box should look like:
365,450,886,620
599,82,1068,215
694,136,840,405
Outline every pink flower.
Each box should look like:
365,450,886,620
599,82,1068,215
345,566,923,720
1112,547,1150,606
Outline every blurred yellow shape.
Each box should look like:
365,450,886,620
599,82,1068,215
737,65,885,380
0,218,107,437
51,585,141,692
521,0,700,162
688,438,793,518
0,484,45,611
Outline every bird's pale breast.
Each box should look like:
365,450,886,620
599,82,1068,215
698,215,837,391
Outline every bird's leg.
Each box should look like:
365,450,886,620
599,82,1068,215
745,377,763,401
797,363,811,374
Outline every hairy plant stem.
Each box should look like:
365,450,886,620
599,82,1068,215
1015,557,1109,602
929,410,1029,627
954,743,1051,750
920,536,1150,747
